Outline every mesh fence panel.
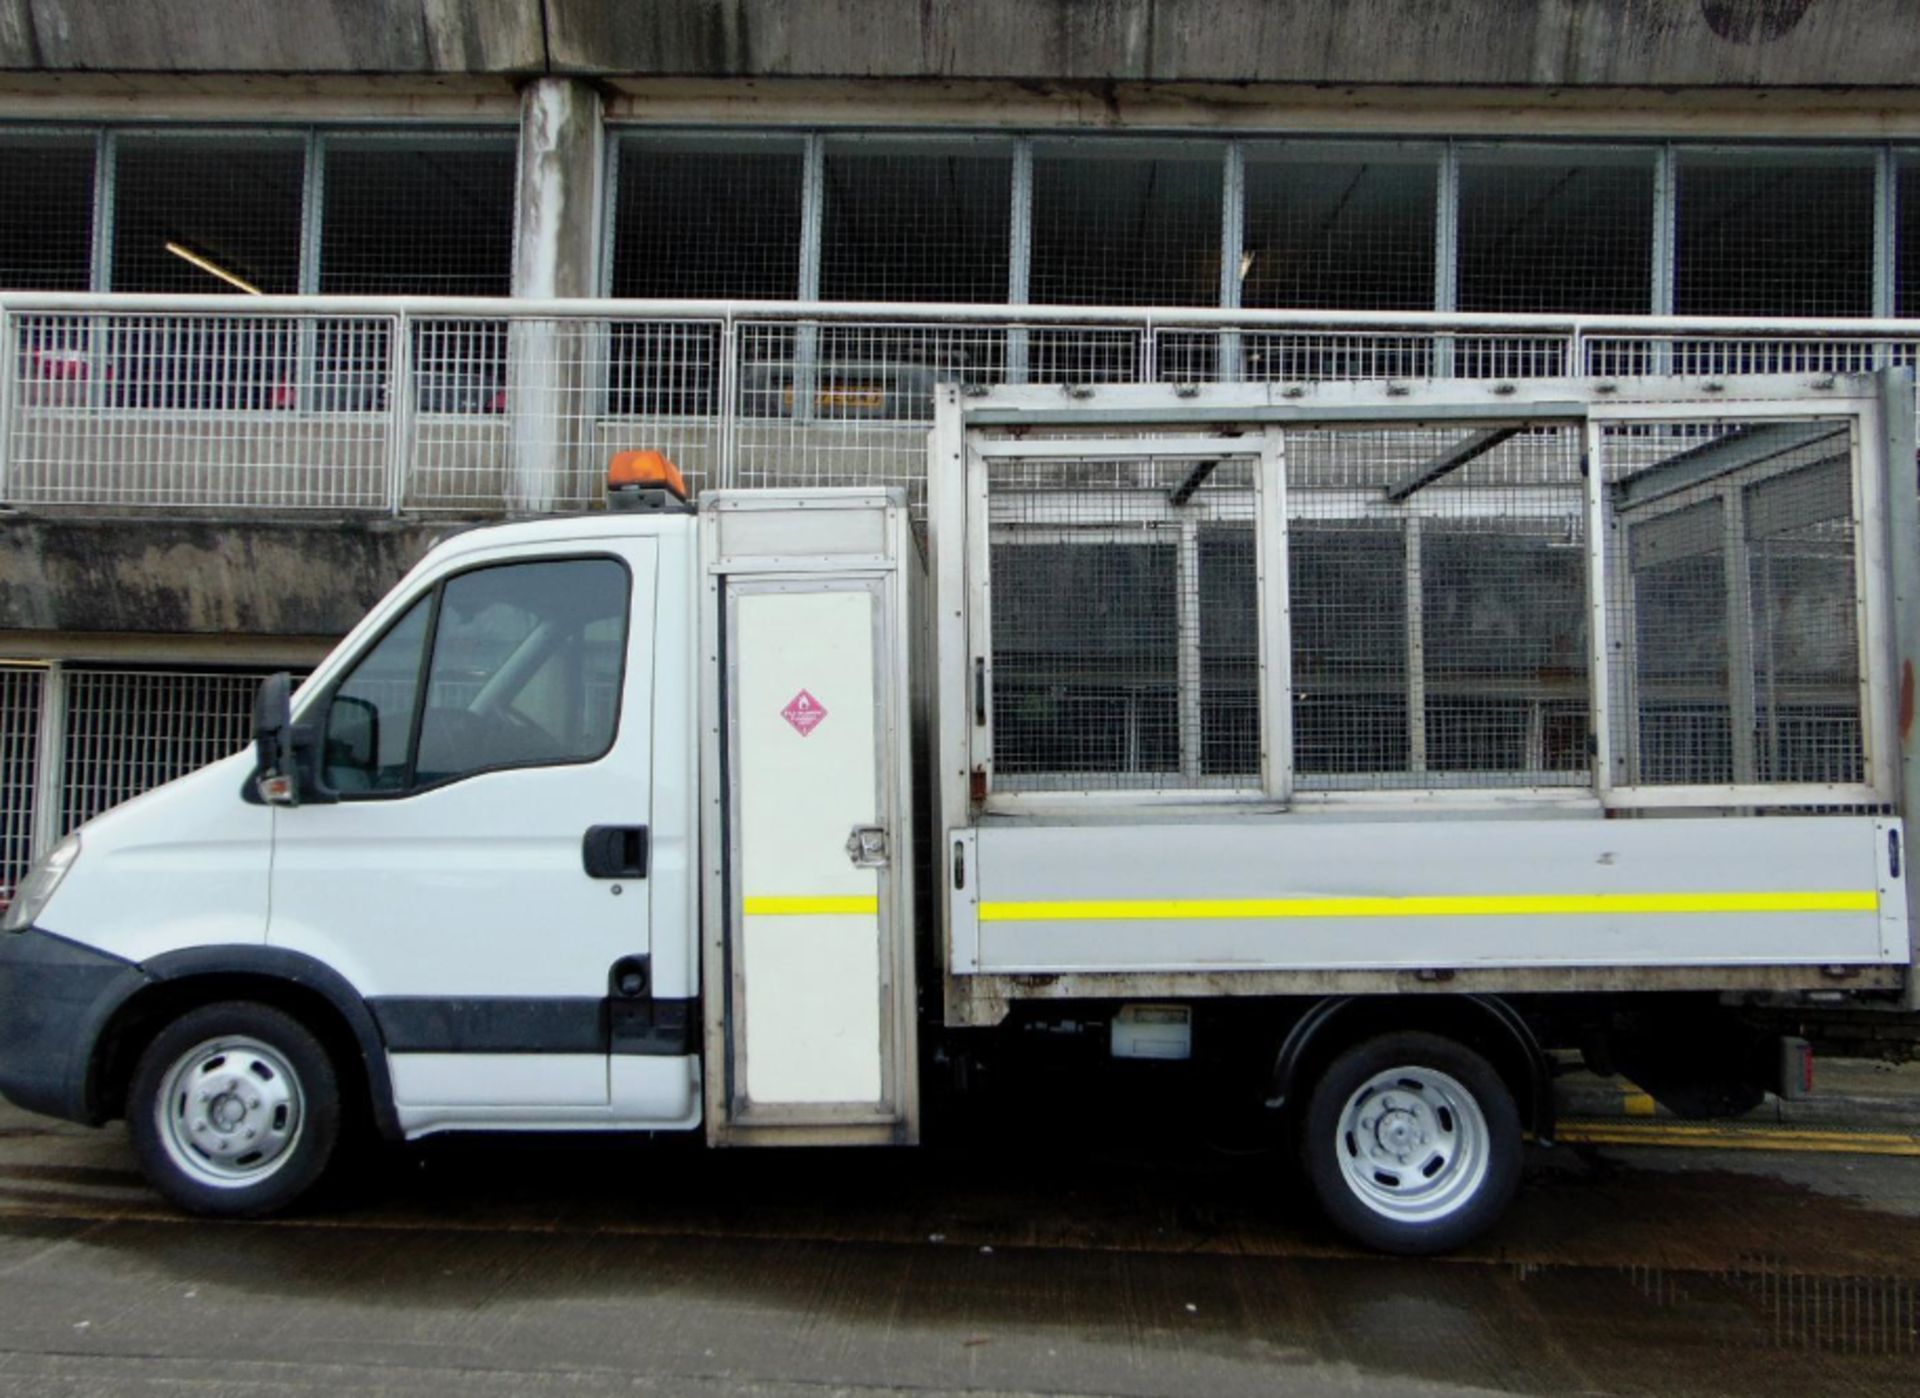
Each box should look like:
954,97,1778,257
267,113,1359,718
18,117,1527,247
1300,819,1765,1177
820,139,1013,303
731,322,1008,515
1241,145,1437,311
985,453,1260,792
1674,154,1876,318
0,666,42,902
1600,418,1863,790
1030,140,1223,308
111,137,304,295
0,135,94,292
6,311,392,508
59,667,295,833
319,138,516,296
1901,152,1920,319
1457,149,1655,314
610,137,804,300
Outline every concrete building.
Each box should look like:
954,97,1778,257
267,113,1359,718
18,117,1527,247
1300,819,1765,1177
2,0,1920,893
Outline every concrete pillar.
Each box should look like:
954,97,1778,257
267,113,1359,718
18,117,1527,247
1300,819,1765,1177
510,77,605,512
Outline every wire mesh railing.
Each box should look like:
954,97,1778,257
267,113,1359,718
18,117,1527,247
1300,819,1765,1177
2,294,1919,515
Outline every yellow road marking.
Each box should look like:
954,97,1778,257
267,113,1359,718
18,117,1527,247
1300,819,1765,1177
1556,1120,1920,1157
976,891,1878,922
744,895,880,916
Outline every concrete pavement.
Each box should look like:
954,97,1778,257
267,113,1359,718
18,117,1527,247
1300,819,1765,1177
0,1097,1917,1396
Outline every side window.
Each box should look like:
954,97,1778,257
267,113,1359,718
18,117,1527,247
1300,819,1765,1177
323,597,430,793
323,557,629,796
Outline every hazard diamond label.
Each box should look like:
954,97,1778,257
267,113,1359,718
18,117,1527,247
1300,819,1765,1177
780,689,828,737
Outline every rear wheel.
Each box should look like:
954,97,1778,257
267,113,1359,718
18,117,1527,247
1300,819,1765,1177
127,1001,342,1217
1300,1031,1521,1255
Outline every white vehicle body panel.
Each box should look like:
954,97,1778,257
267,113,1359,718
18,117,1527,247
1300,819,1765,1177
32,749,271,965
954,815,1904,976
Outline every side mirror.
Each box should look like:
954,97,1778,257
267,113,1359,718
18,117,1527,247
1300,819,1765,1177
252,672,299,805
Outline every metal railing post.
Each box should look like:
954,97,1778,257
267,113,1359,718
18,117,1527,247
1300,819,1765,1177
718,316,738,491
387,310,412,514
28,662,66,860
0,305,12,506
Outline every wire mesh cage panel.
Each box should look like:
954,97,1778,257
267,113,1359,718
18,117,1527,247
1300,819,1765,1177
1286,423,1589,789
59,667,294,834
984,453,1261,793
820,138,1013,303
1241,144,1438,311
111,137,305,296
319,136,516,296
1029,140,1224,308
1598,418,1864,792
6,311,392,508
0,134,95,291
0,666,43,902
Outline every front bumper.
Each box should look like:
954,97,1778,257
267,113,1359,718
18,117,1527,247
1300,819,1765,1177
0,928,147,1124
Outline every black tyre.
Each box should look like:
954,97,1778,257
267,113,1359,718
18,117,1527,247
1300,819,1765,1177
126,1001,342,1218
1299,1030,1521,1255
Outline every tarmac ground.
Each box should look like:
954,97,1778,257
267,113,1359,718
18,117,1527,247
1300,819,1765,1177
0,1060,1916,1398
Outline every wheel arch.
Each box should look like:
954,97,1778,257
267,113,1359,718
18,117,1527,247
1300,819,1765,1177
92,947,400,1141
1269,995,1554,1140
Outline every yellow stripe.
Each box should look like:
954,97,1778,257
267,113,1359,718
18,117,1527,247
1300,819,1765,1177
743,895,880,916
1556,1121,1920,1157
976,890,1877,922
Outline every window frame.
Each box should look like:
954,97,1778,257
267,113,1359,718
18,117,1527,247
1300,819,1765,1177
312,552,633,802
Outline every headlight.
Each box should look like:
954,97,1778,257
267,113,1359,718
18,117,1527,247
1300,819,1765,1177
2,834,81,933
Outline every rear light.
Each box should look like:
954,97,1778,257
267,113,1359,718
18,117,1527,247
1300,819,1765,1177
489,388,507,414
271,381,296,410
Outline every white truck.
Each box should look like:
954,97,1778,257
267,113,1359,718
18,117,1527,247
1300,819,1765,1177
1,372,1915,1254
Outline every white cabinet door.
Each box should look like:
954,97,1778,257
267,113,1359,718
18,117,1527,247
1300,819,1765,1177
267,541,661,1113
724,578,907,1124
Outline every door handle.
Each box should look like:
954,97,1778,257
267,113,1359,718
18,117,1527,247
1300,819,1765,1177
845,825,889,868
583,825,649,879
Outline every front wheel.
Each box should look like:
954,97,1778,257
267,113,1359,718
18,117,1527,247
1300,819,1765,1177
1300,1031,1521,1255
127,1001,342,1217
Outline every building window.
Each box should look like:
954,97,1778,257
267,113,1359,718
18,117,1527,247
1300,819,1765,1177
819,138,1012,303
1457,148,1655,314
1674,152,1875,318
111,136,304,295
319,137,515,296
1030,139,1223,307
610,136,805,300
0,135,94,291
1241,144,1438,311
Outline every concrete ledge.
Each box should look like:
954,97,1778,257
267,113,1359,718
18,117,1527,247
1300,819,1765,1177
0,513,457,639
9,2,1920,88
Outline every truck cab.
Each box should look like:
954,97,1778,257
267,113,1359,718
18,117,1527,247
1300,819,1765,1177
0,459,923,1216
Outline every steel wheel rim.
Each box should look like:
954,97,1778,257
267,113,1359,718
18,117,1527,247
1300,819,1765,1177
1334,1064,1490,1224
153,1035,306,1189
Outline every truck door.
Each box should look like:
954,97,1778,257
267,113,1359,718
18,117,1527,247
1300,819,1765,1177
266,539,691,1125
